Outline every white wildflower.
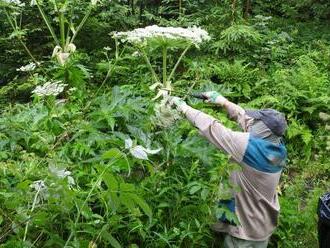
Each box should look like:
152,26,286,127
49,166,75,187
30,180,48,203
16,62,36,72
125,137,161,160
91,0,98,5
30,0,36,6
113,25,211,47
103,46,111,51
32,81,67,97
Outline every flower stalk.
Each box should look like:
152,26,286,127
162,46,167,88
35,0,60,46
70,5,93,44
140,49,161,84
59,11,66,48
167,44,191,86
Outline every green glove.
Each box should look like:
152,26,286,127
201,91,226,105
168,96,188,113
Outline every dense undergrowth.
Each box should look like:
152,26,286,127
0,0,329,247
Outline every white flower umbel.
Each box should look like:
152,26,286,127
32,81,67,97
113,25,211,47
16,62,36,72
125,137,161,160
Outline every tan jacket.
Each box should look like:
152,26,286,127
184,102,287,241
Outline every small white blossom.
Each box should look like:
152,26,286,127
30,180,48,203
113,25,211,47
103,46,112,51
16,62,36,72
30,0,36,6
30,180,47,191
32,81,67,97
125,138,161,160
49,166,75,187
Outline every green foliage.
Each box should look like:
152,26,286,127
0,0,330,247
213,24,262,55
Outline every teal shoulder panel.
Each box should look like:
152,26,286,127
242,137,287,173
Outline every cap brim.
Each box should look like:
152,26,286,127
245,110,262,119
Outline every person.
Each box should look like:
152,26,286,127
169,91,288,248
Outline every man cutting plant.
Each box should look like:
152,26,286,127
169,91,287,248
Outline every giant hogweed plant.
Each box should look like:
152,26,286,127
113,25,210,127
2,0,99,65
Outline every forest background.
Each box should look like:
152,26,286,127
0,0,329,247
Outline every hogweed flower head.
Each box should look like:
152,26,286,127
113,25,210,48
32,81,67,97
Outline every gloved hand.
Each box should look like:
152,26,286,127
201,91,227,105
168,96,189,113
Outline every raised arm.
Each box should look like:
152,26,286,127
184,105,249,162
169,97,249,163
201,91,252,131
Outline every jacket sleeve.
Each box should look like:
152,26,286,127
222,100,253,131
184,106,249,163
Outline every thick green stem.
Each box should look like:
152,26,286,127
70,5,92,44
35,0,60,45
167,44,191,84
162,46,167,88
140,49,160,84
59,12,66,48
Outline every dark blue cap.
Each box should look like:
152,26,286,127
245,109,287,136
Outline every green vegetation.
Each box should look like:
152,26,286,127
0,0,329,247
